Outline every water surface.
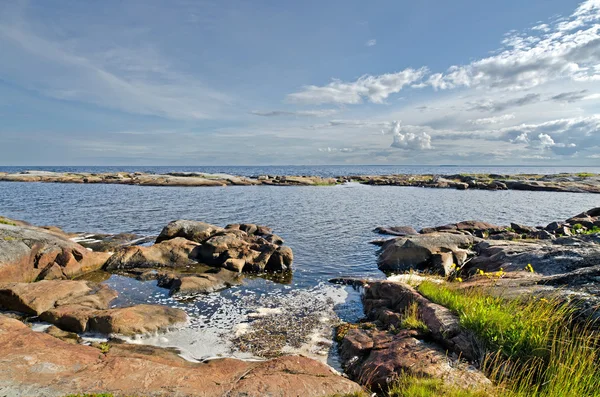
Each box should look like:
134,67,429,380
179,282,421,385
1,180,598,364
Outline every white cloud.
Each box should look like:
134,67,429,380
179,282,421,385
385,121,432,150
468,114,516,125
513,132,530,143
366,39,377,47
287,68,428,105
251,109,339,117
538,133,556,148
532,23,551,32
318,147,353,153
429,0,600,90
502,115,600,155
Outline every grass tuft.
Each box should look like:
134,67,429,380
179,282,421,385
388,374,490,397
0,217,16,226
400,302,429,333
417,281,600,397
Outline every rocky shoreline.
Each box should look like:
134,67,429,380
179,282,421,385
1,170,600,193
1,207,599,396
0,216,363,396
332,207,600,394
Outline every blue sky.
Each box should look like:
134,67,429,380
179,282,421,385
1,0,599,165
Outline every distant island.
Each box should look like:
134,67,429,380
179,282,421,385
1,169,599,193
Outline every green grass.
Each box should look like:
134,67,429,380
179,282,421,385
98,342,110,354
0,217,16,226
576,172,595,178
417,281,600,397
399,302,429,333
582,226,600,235
572,223,600,234
325,374,491,397
417,282,570,360
388,374,491,397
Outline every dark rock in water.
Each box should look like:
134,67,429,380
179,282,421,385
156,220,224,243
545,221,565,232
328,277,368,288
0,222,111,283
510,223,537,234
374,226,418,236
532,230,555,240
378,233,477,276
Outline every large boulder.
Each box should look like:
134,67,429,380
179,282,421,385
198,231,292,273
0,223,111,283
378,233,477,275
103,237,201,270
87,304,187,335
156,220,223,243
123,220,294,274
0,316,363,397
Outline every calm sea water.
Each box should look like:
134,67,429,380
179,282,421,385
1,167,599,363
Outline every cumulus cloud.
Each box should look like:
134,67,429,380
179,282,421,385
502,115,600,155
385,121,432,150
468,114,516,125
251,109,338,117
537,133,556,148
286,68,428,105
366,39,377,47
429,1,600,90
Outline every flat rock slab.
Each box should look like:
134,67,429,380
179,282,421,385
87,304,187,335
0,280,94,315
0,316,363,397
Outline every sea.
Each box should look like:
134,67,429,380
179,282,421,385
1,165,599,367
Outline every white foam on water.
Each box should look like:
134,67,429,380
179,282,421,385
29,322,52,332
115,282,364,368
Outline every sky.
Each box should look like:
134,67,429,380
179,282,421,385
1,0,599,165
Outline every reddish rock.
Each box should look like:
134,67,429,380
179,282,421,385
103,237,201,270
0,223,110,283
0,316,363,397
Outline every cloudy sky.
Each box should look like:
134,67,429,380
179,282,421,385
1,0,599,165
